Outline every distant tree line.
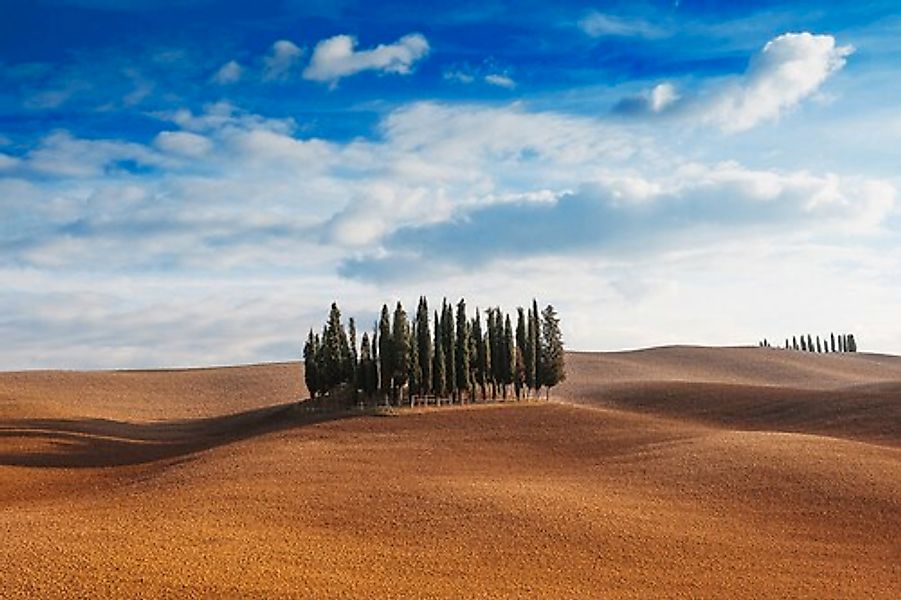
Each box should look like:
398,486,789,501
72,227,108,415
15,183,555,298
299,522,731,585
758,332,858,353
303,298,566,406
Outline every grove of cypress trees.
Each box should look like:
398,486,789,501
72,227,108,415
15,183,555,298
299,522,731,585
539,304,566,400
455,299,471,402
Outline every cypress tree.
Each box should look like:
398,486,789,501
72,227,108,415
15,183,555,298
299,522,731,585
830,333,836,353
322,302,348,391
792,336,798,351
526,305,537,395
416,297,432,398
503,313,515,399
847,334,857,353
442,300,456,402
785,338,790,350
433,310,446,401
455,299,471,402
807,334,813,353
800,336,808,352
473,310,487,400
515,308,527,399
392,301,410,405
359,332,376,399
531,300,542,390
378,305,392,401
303,329,319,398
816,336,822,353
409,321,420,404
348,317,358,386
488,308,502,399
539,304,566,399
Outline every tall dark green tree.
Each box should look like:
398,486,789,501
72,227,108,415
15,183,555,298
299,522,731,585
515,308,527,399
487,308,501,399
455,299,471,402
359,332,376,399
442,300,456,402
473,310,487,400
539,304,566,399
816,336,822,353
322,302,350,390
303,329,320,398
409,321,420,403
530,300,541,391
503,313,515,399
392,301,410,404
830,333,836,353
525,303,538,395
800,336,808,352
378,304,393,400
807,334,814,353
433,310,446,401
348,317,358,386
847,334,857,352
416,297,432,398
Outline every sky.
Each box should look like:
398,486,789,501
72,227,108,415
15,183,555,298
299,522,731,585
1,0,900,369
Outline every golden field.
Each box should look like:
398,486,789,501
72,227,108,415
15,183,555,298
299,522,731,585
1,346,899,598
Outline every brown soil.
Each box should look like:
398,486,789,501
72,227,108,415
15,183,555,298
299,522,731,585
0,347,898,598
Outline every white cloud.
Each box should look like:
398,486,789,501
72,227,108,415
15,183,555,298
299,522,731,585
578,12,664,38
484,73,516,89
154,131,213,157
3,99,899,368
263,40,304,82
303,33,429,84
212,60,243,84
704,32,854,132
648,83,679,112
614,32,854,132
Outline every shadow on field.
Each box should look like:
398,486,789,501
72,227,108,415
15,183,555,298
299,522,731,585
0,401,359,468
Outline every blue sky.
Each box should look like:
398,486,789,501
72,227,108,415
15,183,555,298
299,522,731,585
1,0,900,368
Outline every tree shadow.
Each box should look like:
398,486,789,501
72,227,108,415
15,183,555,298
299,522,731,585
0,401,360,468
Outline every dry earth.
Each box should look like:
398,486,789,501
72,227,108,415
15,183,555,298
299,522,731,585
0,346,899,598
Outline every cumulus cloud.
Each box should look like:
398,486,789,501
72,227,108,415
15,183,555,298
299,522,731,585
212,60,243,84
263,40,304,82
303,33,429,84
615,32,854,132
704,32,854,132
